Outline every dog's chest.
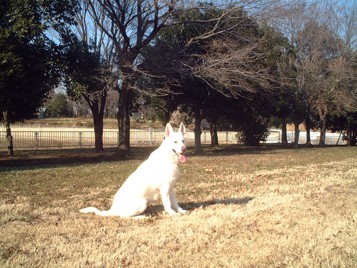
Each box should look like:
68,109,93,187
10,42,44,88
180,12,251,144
150,160,179,182
167,165,180,183
135,153,178,179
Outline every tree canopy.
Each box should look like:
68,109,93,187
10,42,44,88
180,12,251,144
0,0,79,154
1,0,357,154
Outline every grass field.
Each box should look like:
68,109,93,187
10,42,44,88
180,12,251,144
1,145,356,267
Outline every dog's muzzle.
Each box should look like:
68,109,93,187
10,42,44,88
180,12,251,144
173,148,187,164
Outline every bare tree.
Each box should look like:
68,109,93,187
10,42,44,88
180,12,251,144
193,39,272,97
85,0,283,154
140,2,288,152
62,0,118,151
267,0,357,146
298,2,357,145
86,0,177,154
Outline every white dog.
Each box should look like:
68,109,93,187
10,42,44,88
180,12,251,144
80,123,187,218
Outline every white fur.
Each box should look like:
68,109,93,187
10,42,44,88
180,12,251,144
80,123,187,218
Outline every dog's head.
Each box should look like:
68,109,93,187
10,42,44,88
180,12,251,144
164,122,187,164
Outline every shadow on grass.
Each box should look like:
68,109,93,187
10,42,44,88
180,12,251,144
0,145,253,170
185,196,254,209
145,196,254,216
0,143,331,170
189,143,318,158
0,147,155,171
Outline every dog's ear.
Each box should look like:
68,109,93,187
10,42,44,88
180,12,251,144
179,123,186,136
165,123,174,138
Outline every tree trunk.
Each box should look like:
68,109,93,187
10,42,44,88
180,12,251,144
305,115,312,145
281,118,288,145
92,109,104,152
319,118,327,146
83,92,107,152
318,105,328,146
3,111,14,156
294,122,300,149
210,121,219,147
118,82,131,155
194,105,203,154
347,129,356,146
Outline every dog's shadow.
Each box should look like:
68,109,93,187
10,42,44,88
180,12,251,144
146,196,254,216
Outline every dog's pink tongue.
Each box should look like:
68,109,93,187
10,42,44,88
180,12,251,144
178,153,187,164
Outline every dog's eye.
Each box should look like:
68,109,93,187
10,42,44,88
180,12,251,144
174,141,178,143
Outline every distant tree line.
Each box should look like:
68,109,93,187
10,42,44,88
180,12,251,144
1,0,356,155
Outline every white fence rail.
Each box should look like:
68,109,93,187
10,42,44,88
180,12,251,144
0,127,346,150
0,128,237,150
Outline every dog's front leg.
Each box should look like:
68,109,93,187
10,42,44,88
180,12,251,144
160,186,177,215
169,187,187,214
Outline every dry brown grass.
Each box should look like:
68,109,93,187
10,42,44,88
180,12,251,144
1,145,357,267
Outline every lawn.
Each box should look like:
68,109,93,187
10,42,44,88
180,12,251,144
1,145,356,267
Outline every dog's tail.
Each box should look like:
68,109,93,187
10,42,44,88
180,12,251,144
80,207,147,219
80,207,116,217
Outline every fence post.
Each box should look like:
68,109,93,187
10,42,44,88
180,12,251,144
149,127,153,145
35,131,39,149
79,132,82,148
336,132,342,145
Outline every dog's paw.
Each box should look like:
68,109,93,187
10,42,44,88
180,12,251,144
79,207,91,213
178,207,188,214
165,209,178,216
